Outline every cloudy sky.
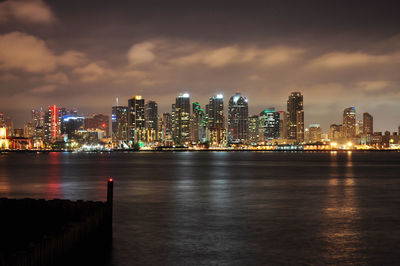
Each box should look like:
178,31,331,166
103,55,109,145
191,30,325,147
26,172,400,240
1,0,400,131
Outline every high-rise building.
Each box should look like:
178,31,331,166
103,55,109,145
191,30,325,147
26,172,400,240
207,94,224,145
172,93,191,145
259,108,280,141
228,92,248,144
162,112,173,144
343,107,356,138
191,102,207,143
248,115,259,145
308,124,322,142
145,100,158,142
277,110,287,139
128,95,145,144
329,124,341,140
24,122,34,138
363,112,373,135
112,102,128,143
84,114,109,137
44,105,61,143
62,116,84,137
287,92,304,142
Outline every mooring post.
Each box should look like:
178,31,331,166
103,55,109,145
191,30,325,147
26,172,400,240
107,178,114,207
107,178,114,239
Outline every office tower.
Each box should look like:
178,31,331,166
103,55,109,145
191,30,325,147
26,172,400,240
329,124,341,140
157,117,163,141
62,116,84,137
278,111,287,139
112,103,128,143
207,94,225,145
343,107,356,138
162,112,173,144
356,120,363,136
363,112,373,135
44,105,61,143
24,122,35,138
228,92,249,144
383,131,391,148
259,108,280,141
191,102,207,143
172,93,191,145
145,100,158,142
84,114,109,137
128,95,145,144
287,92,304,142
308,124,322,142
248,115,259,145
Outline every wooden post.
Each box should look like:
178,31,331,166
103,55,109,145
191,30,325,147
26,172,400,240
107,178,113,208
107,178,114,239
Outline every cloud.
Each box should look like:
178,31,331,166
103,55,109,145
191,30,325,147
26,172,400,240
0,0,55,24
261,46,305,65
43,72,69,85
57,51,86,67
248,74,262,81
0,32,86,73
170,44,303,68
127,42,156,65
73,63,107,82
0,32,57,72
309,51,400,68
30,85,57,93
357,80,391,92
0,73,17,81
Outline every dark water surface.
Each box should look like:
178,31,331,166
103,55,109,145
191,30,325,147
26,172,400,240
1,151,400,265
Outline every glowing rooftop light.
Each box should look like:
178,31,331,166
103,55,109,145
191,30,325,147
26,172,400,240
216,94,223,99
134,95,143,100
181,93,190,98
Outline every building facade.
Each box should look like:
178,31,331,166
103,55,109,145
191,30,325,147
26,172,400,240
228,92,249,144
343,107,356,138
287,92,304,142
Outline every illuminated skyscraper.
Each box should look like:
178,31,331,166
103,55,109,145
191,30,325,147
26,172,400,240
191,102,207,143
128,95,145,144
308,124,322,142
259,108,280,141
287,92,304,142
228,92,248,144
44,105,61,143
162,112,173,144
277,111,287,139
62,116,84,137
84,114,109,137
248,115,259,145
329,124,341,140
112,101,128,142
172,93,191,145
343,107,356,138
207,94,225,145
363,112,373,135
145,100,158,142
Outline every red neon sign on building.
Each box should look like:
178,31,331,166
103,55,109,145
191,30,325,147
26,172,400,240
50,105,59,140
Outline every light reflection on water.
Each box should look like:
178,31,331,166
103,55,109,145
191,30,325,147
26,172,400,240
0,151,400,265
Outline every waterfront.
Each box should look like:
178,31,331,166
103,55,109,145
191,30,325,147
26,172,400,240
1,152,400,265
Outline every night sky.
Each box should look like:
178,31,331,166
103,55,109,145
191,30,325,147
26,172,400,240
1,0,400,131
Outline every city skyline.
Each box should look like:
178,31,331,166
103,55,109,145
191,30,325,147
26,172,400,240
1,0,400,132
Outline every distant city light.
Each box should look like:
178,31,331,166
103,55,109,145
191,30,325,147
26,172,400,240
216,94,223,99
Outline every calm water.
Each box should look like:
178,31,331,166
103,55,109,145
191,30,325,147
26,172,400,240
1,151,400,265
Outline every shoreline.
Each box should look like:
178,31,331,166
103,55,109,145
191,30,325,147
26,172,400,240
1,149,399,153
